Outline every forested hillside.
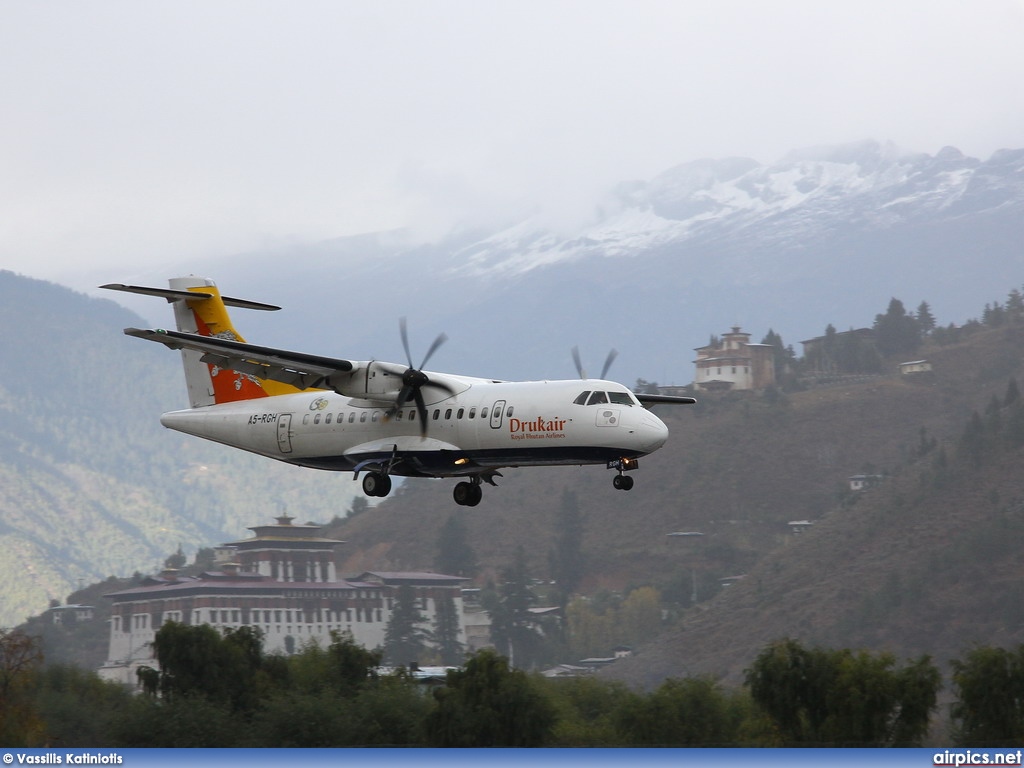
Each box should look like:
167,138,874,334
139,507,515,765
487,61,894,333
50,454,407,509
0,271,358,627
7,266,1024,691
323,290,1024,684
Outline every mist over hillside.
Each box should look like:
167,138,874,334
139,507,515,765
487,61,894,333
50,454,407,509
93,141,1024,387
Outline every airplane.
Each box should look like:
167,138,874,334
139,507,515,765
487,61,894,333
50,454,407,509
102,276,695,507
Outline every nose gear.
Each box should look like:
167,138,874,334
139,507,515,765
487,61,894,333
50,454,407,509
607,456,639,491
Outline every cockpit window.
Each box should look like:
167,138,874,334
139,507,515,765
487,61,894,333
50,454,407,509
608,391,635,405
586,391,609,405
573,391,591,405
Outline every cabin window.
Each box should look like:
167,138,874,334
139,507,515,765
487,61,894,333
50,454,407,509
574,391,591,405
409,410,416,421
360,412,367,423
303,414,310,425
457,408,465,419
314,413,321,424
395,410,403,421
445,408,453,419
433,409,440,420
325,413,332,424
481,407,488,419
371,411,379,422
469,407,476,418
506,405,514,417
348,412,355,423
587,391,609,405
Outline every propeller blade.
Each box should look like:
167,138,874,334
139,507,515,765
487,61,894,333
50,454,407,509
391,318,452,436
414,388,429,437
424,375,460,398
572,346,585,379
385,383,415,420
399,317,414,369
418,332,449,370
600,348,619,379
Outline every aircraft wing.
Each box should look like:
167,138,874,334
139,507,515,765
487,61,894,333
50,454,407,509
635,393,697,408
124,327,354,392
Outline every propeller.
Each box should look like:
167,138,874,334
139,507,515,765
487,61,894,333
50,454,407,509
388,318,458,436
572,346,618,380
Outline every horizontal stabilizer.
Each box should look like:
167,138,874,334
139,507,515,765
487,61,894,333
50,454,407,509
124,327,354,392
101,283,281,311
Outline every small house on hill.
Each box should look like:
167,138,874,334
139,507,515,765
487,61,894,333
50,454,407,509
694,327,775,392
899,360,932,375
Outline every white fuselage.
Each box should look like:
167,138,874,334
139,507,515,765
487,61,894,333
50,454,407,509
160,376,670,478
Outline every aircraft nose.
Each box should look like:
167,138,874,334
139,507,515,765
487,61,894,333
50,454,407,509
638,412,669,453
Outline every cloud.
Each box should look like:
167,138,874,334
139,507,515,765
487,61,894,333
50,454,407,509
1,0,1022,286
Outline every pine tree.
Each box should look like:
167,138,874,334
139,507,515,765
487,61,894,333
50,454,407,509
1006,378,1021,407
873,298,921,358
915,301,936,335
1007,289,1024,323
431,590,465,666
548,489,584,604
434,513,477,577
382,584,430,666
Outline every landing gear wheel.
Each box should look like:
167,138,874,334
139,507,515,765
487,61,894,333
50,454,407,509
613,474,635,491
453,481,483,507
362,471,392,498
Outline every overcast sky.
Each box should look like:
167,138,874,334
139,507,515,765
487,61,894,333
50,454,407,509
2,0,1022,289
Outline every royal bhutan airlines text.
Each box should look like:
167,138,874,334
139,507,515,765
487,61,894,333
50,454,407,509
509,417,566,440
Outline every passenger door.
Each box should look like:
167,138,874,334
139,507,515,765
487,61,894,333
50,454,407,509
277,413,293,453
490,400,506,429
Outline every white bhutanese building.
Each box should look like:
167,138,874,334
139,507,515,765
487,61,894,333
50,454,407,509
694,327,775,392
98,515,489,686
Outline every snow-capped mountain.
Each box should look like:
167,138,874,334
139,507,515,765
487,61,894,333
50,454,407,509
449,141,1024,279
127,141,1024,388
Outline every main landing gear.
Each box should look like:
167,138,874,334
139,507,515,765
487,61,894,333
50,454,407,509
453,479,483,507
362,471,392,498
608,457,639,491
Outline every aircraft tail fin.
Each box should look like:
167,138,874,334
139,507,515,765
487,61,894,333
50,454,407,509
103,277,301,407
